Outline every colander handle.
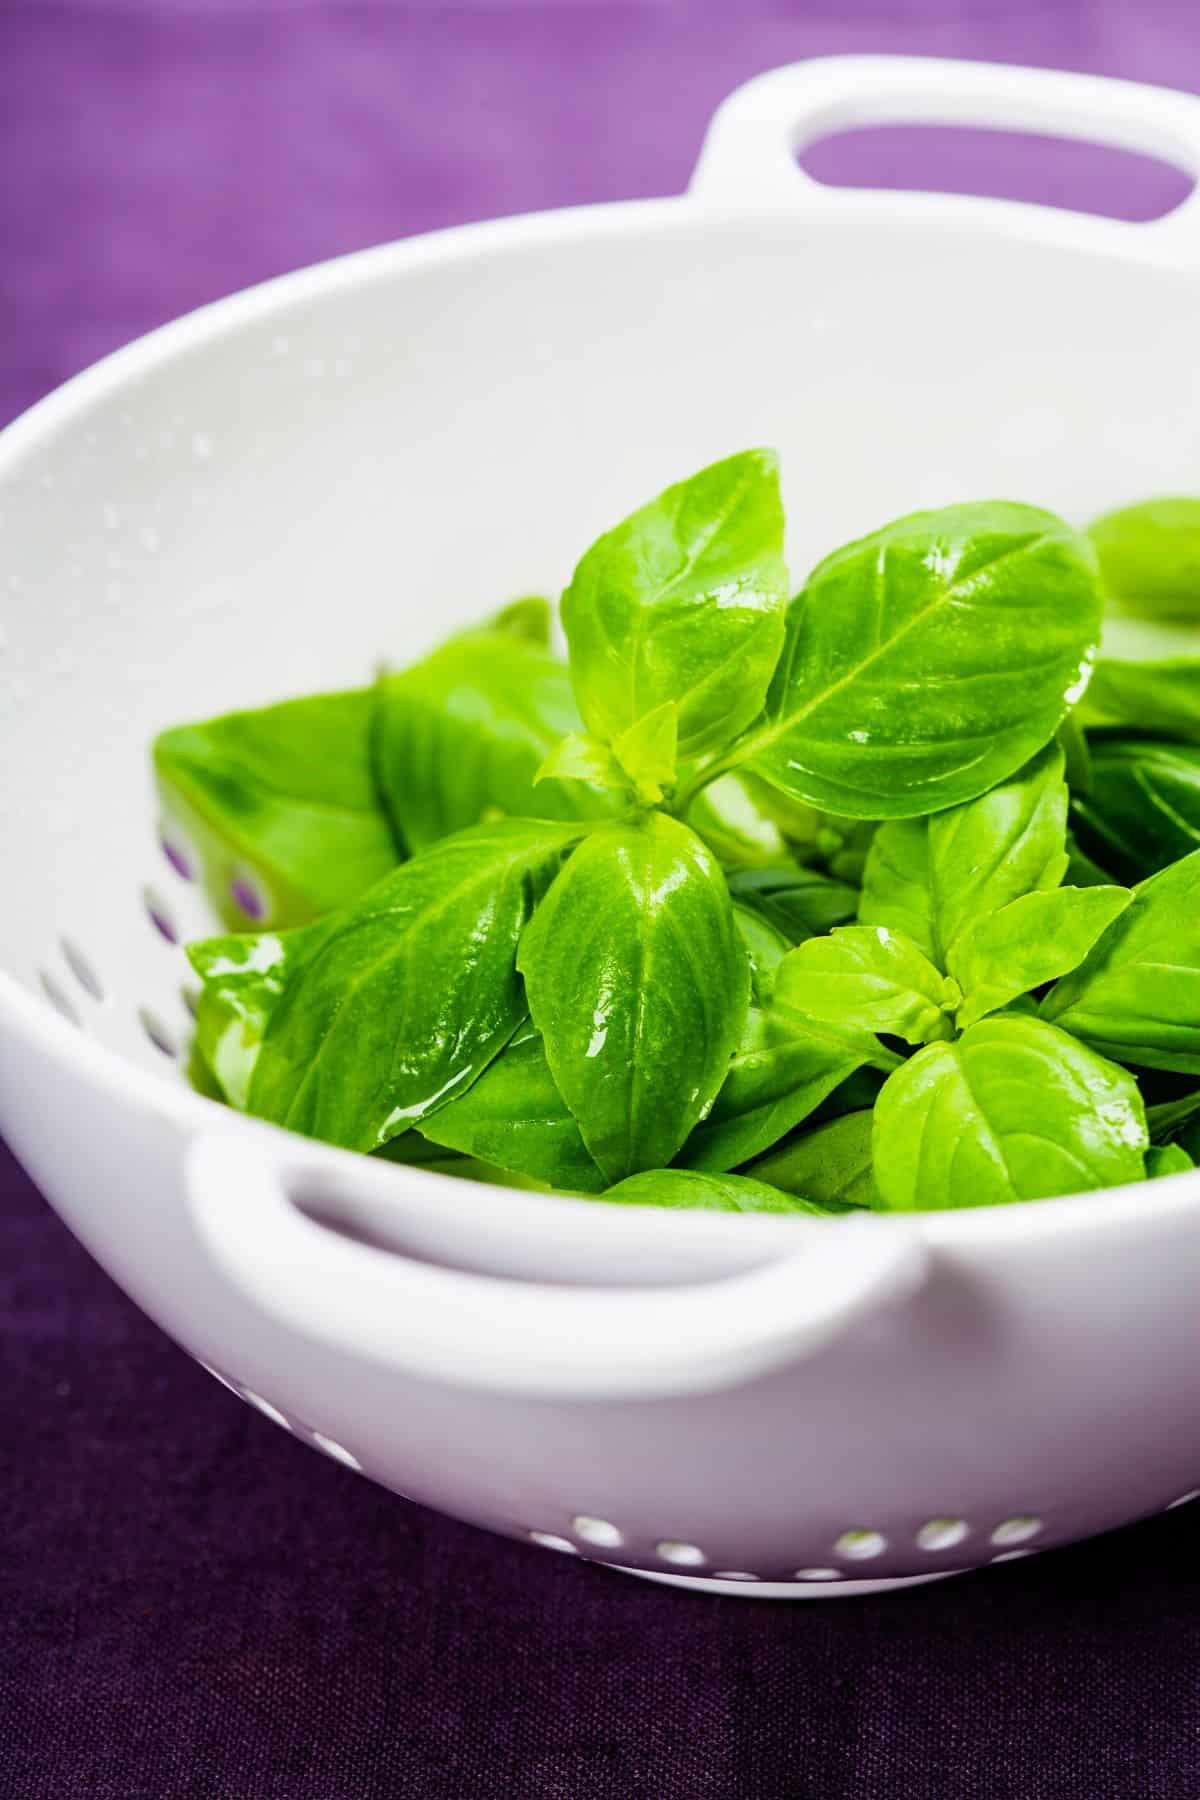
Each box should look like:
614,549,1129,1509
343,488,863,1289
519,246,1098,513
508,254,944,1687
185,1130,928,1400
689,56,1200,257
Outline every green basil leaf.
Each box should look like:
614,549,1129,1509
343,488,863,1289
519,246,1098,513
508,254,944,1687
687,773,789,870
733,905,792,1006
859,743,1068,962
598,1168,829,1215
774,924,957,1045
949,885,1133,1031
873,1016,1148,1210
488,595,553,644
1089,497,1200,624
612,701,679,805
517,813,749,1182
419,1027,606,1193
155,688,399,929
187,921,329,1108
747,1110,878,1210
1146,1088,1200,1145
1072,738,1200,884
248,818,580,1150
1041,850,1200,1072
561,450,788,762
535,733,629,796
745,502,1100,818
1078,657,1200,742
676,1009,888,1173
373,630,609,853
726,863,858,945
1145,1142,1194,1179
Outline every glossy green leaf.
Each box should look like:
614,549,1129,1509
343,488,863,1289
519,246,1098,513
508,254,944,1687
420,1027,606,1193
187,921,329,1108
748,1110,878,1210
598,1168,828,1214
859,744,1069,962
1146,1088,1200,1145
744,502,1100,818
1072,738,1200,884
535,732,629,795
676,1008,889,1173
949,885,1133,1030
248,818,580,1150
726,863,858,945
1145,1142,1194,1179
733,905,792,1007
518,813,749,1182
873,1015,1148,1211
561,450,788,762
373,629,611,853
612,701,679,805
155,688,400,929
488,594,553,644
1089,497,1200,624
1041,850,1200,1072
774,924,957,1045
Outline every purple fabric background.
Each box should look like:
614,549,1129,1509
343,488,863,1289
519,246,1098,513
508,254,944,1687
3,4,1200,1794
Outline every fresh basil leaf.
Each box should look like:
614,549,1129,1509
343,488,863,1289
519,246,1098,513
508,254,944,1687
726,863,858,945
155,689,400,929
187,921,329,1108
745,502,1100,818
598,1168,828,1215
676,1008,889,1173
518,813,750,1182
376,1133,553,1190
859,744,1068,962
1057,713,1092,795
373,630,609,853
561,450,788,762
774,924,957,1045
687,774,789,870
419,1027,606,1193
873,1016,1148,1210
1072,738,1200,884
1089,497,1200,624
747,1110,878,1211
535,733,629,795
1079,657,1200,743
949,885,1133,1031
1041,849,1200,1072
1146,1088,1200,1145
733,906,792,1007
1145,1142,1194,1179
488,595,553,644
247,818,580,1150
612,701,679,805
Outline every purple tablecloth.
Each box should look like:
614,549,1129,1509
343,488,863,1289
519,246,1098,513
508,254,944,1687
3,4,1199,1794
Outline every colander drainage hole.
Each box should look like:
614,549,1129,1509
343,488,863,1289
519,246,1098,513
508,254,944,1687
990,1516,1042,1547
571,1516,623,1549
915,1517,969,1552
143,885,179,944
139,1008,177,1058
159,827,194,882
656,1541,707,1568
230,872,267,921
242,1390,290,1430
529,1532,579,1555
60,937,105,1002
40,970,81,1028
794,1568,843,1582
834,1529,887,1561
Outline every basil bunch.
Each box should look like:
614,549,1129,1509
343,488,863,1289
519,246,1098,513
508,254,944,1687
171,454,1200,1211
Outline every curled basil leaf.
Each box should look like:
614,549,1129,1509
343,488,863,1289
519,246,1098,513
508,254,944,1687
948,885,1132,1031
518,813,749,1182
1041,850,1200,1072
1072,738,1200,884
1089,497,1200,624
155,688,399,929
247,818,581,1150
873,1015,1147,1210
187,921,329,1108
561,450,788,763
1145,1142,1194,1179
745,502,1101,819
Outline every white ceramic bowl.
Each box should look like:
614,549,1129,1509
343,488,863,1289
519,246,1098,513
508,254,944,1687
4,57,1200,1597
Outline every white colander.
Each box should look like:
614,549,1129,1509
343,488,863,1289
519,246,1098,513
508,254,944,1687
4,57,1200,1599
